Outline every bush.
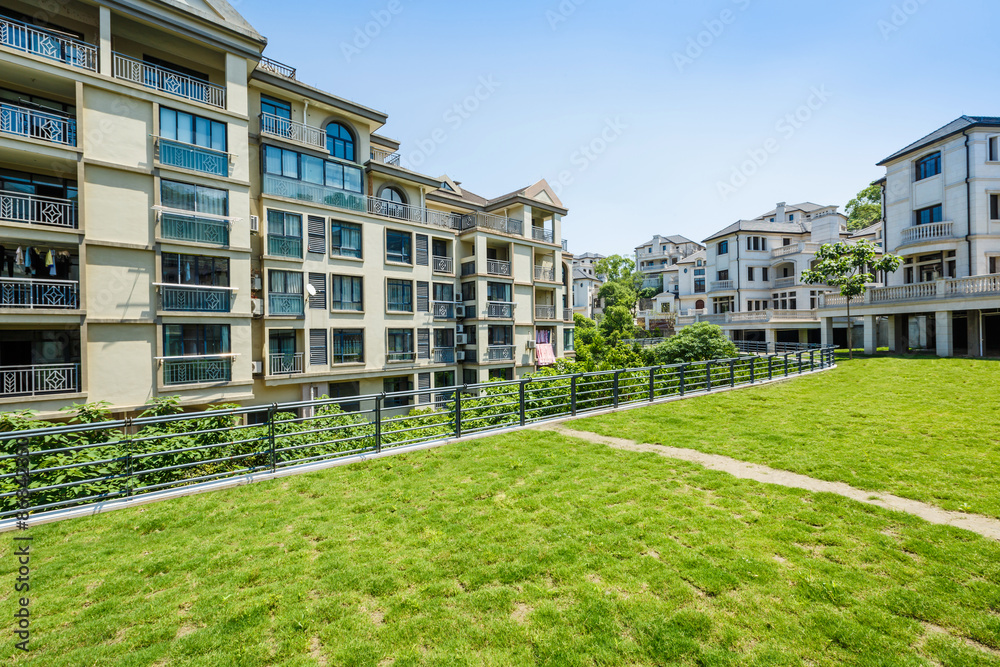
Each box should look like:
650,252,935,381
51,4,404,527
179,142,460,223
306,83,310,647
652,323,739,365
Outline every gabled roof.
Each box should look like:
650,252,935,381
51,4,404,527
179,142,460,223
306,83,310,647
753,202,831,220
427,177,489,208
878,116,1000,166
573,267,601,282
486,179,567,214
677,249,706,264
159,0,265,43
574,252,605,260
636,234,700,249
704,220,812,243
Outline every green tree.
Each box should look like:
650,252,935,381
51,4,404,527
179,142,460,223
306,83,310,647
800,240,902,358
651,322,738,364
599,305,636,340
595,254,648,314
846,181,882,231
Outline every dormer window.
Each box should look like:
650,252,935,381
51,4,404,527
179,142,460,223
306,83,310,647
915,152,941,181
326,122,355,161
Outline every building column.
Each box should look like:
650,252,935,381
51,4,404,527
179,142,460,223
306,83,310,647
968,310,983,358
935,311,953,358
764,328,776,353
820,317,834,348
889,314,907,353
863,315,877,355
798,328,809,344
99,6,112,75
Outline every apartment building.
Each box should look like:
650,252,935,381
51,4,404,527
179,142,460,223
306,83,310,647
676,202,876,346
572,251,604,319
634,234,703,326
0,0,574,419
817,116,1000,356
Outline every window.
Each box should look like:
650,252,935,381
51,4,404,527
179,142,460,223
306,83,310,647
308,273,326,310
461,282,476,301
991,257,999,274
261,96,291,120
386,229,412,264
387,329,415,362
387,279,413,312
915,152,942,181
564,328,575,352
161,180,228,216
269,270,303,296
991,194,1000,221
263,145,362,193
0,168,76,201
915,205,943,225
762,267,769,282
712,297,734,314
694,277,706,293
489,368,513,382
747,267,754,282
332,329,364,364
164,324,230,357
434,328,455,349
788,214,795,221
717,240,729,255
309,329,328,366
162,253,229,287
268,209,302,237
433,283,454,303
326,122,355,161
990,137,999,163
463,369,478,385
307,216,325,254
384,376,412,408
331,220,362,258
746,236,767,251
160,107,226,152
717,270,729,281
331,275,363,311
489,326,513,346
487,282,512,302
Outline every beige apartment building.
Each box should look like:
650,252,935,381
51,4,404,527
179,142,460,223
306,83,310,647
0,0,574,419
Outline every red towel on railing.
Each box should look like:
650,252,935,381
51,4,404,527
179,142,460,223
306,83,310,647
536,343,555,366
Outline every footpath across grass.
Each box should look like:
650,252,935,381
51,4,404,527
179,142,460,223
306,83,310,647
572,355,1000,519
2,425,1000,665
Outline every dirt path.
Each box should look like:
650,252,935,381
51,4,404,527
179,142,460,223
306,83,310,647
539,424,1000,542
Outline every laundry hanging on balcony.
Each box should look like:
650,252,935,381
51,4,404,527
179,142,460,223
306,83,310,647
536,343,555,366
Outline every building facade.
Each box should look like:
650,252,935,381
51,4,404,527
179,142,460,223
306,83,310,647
633,234,703,329
0,0,574,419
572,251,604,320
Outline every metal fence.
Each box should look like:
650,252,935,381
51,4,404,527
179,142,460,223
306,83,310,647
0,348,837,523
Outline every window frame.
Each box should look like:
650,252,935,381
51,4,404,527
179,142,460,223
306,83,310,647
385,229,413,265
331,328,365,365
915,151,942,181
331,274,364,312
330,220,363,259
717,240,729,255
386,278,414,313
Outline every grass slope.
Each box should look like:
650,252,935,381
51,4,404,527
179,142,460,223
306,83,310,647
572,356,1000,518
1,429,999,665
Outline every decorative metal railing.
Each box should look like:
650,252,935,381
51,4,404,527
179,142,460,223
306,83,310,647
268,234,303,259
0,189,77,229
0,102,76,146
432,256,454,273
113,53,226,108
256,56,296,79
535,305,556,320
163,356,233,385
0,15,98,70
269,294,304,316
259,112,325,150
158,284,234,313
487,259,511,276
461,212,523,236
370,148,401,166
269,353,304,375
0,278,78,309
487,301,514,319
901,221,954,245
531,226,554,242
0,348,837,524
486,345,516,361
563,309,574,322
157,138,229,177
160,212,229,246
263,174,366,212
534,266,556,281
433,348,456,364
386,352,416,363
0,363,79,397
432,301,455,320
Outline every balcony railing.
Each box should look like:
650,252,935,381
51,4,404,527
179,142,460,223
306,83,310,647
433,348,456,364
487,301,515,319
771,243,819,259
157,138,230,177
461,212,523,236
269,294,304,316
368,197,462,230
370,148,401,166
163,356,233,385
268,234,303,259
535,305,556,320
773,276,796,289
0,278,78,309
432,301,455,320
641,277,663,290
531,226,554,243
432,256,454,273
727,310,819,323
487,259,512,277
563,308,573,322
259,112,325,150
821,275,1000,308
534,266,556,281
0,102,76,146
158,284,235,313
901,221,954,245
0,190,77,228
711,280,734,291
0,14,98,71
263,174,366,212
160,211,229,246
387,352,416,363
487,345,516,361
256,56,296,79
113,53,226,108
269,353,304,375
0,363,79,397
562,239,569,252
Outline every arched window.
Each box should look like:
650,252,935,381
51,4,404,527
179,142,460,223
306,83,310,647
326,122,355,161
381,186,406,204
695,299,705,310
379,186,407,219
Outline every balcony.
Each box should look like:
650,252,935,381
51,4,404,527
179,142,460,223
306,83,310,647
534,266,556,281
157,138,230,177
160,211,229,246
259,112,325,150
562,239,569,252
433,348,456,364
0,102,76,146
563,308,573,322
158,284,234,313
0,190,77,229
370,148,401,166
821,275,1000,308
535,305,556,320
432,301,455,320
773,276,796,289
264,173,366,211
387,351,416,363
462,212,523,236
487,259,512,277
727,310,819,323
256,56,297,79
0,278,78,309
269,353,304,375
771,243,819,259
269,294,304,316
0,363,79,397
900,221,954,245
531,226,554,243
487,301,515,319
0,14,97,71
641,276,663,291
432,255,454,274
368,197,461,229
113,53,227,108
710,280,734,291
487,345,516,361
461,261,476,277
163,356,233,385
268,234,303,259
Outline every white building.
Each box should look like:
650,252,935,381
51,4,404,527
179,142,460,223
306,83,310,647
572,252,605,319
818,116,1000,356
634,235,703,329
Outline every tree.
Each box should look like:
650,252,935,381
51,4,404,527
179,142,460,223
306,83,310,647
651,322,738,365
800,240,901,358
599,305,636,340
595,254,649,314
846,181,882,231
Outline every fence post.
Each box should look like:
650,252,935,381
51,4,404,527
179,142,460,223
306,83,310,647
455,388,463,438
123,418,133,499
679,365,686,396
810,350,815,372
268,403,278,472
750,358,756,384
613,371,621,408
16,437,30,521
784,354,789,377
374,396,383,453
798,352,804,374
729,359,735,387
519,380,527,427
571,375,578,416
706,361,712,392
649,367,657,402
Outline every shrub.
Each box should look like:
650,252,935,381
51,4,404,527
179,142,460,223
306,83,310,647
652,323,739,365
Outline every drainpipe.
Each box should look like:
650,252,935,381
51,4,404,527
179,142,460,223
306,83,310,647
965,130,973,276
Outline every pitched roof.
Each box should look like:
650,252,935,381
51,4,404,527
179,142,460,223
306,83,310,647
574,252,605,260
878,116,1000,165
636,234,700,248
160,0,264,43
677,249,706,264
753,202,830,219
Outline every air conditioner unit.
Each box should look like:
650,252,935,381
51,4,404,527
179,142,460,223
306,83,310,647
526,340,537,349
251,361,263,375
456,324,465,334
456,351,466,362
455,295,463,303
250,215,259,234
456,333,469,346
455,305,466,319
251,298,264,317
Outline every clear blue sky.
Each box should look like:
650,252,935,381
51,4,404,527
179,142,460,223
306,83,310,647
238,0,1000,256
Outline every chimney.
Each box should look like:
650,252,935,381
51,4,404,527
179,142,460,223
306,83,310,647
775,202,787,222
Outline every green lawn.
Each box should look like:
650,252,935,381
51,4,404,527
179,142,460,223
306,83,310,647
572,355,1000,519
2,421,1000,664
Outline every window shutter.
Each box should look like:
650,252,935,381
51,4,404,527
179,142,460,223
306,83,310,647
307,215,325,254
417,328,430,360
308,273,326,310
417,281,429,312
416,234,429,266
309,329,328,366
418,372,431,403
